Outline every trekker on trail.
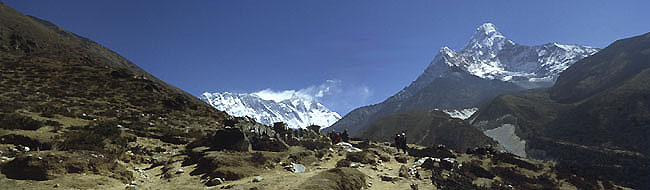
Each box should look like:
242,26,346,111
394,133,402,153
334,132,342,144
341,129,350,142
401,131,408,153
329,130,337,144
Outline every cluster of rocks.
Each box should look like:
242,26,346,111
279,161,305,173
188,117,331,153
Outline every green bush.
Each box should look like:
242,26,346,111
44,120,62,127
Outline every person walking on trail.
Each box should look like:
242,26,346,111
334,131,342,144
329,130,337,144
401,131,408,153
394,133,402,153
342,129,350,142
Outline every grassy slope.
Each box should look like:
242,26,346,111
0,2,231,184
0,2,228,143
359,110,495,151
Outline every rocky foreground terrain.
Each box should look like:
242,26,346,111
0,119,633,190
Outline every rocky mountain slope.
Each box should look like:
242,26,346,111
358,109,495,151
328,23,598,136
471,32,650,189
201,91,341,129
0,2,236,188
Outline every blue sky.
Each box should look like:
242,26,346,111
4,1,650,114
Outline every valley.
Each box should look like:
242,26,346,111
0,1,648,190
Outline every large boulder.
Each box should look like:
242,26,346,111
1,150,132,182
298,168,367,190
346,151,376,164
336,142,362,153
209,127,251,152
399,165,411,178
249,136,289,152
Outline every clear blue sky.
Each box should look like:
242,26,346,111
4,1,650,114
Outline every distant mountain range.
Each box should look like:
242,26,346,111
328,23,598,136
201,92,341,129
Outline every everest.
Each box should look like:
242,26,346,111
201,91,342,129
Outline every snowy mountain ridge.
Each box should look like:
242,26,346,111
389,23,599,104
437,23,599,87
201,91,341,129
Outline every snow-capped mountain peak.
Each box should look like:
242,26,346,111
387,23,598,105
463,23,515,59
440,46,457,58
434,23,599,88
201,91,341,129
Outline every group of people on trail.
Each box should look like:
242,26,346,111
328,129,349,144
394,131,408,153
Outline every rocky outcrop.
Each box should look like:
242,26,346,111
298,168,367,190
2,150,132,182
209,127,252,152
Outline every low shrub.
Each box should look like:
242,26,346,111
57,120,126,159
44,120,62,127
492,167,557,189
493,152,541,171
336,159,352,168
460,161,494,179
0,113,44,130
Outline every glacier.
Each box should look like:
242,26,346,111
440,108,478,120
201,91,341,129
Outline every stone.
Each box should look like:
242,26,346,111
125,184,136,190
249,136,289,152
206,177,224,186
8,146,19,153
335,142,362,153
399,165,410,178
176,169,184,174
410,183,419,190
210,128,252,152
291,163,306,173
381,175,400,182
252,176,263,182
395,155,408,163
421,158,435,170
284,165,295,172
